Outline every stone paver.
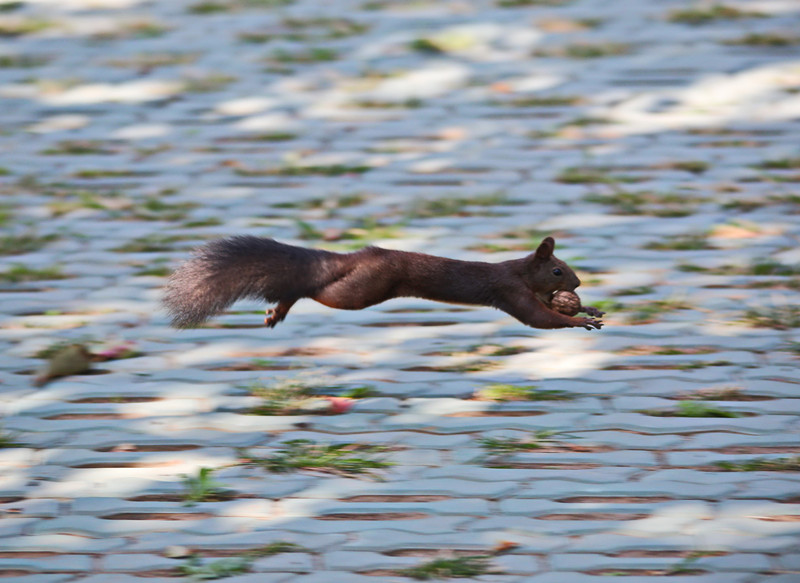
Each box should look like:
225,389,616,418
1,0,799,581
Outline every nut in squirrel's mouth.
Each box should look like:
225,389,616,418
540,289,579,306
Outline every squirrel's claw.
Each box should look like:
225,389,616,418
580,317,603,330
582,306,605,318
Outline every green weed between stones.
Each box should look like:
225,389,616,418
189,0,293,13
668,4,765,25
557,167,645,184
641,401,743,418
106,52,198,69
498,0,572,6
744,306,800,329
0,233,59,256
0,427,21,448
134,265,171,277
350,98,422,109
495,95,582,107
273,192,366,210
247,378,317,415
177,542,306,579
627,298,692,323
0,17,52,37
239,440,393,478
181,73,237,93
134,198,196,221
267,47,338,64
113,235,196,253
72,169,143,179
92,20,169,40
225,132,298,142
0,2,24,12
181,467,231,506
753,157,800,170
0,54,49,68
535,42,630,59
42,140,116,155
613,286,655,297
0,264,68,283
241,17,368,41
406,192,522,219
178,555,250,579
479,431,562,456
236,164,371,177
182,218,223,229
247,379,373,412
296,218,402,243
677,386,758,401
645,233,714,251
475,384,573,402
665,160,709,174
715,456,800,472
398,555,493,579
339,385,378,399
678,260,800,277
726,33,800,47
585,191,699,218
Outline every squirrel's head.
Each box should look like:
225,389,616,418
524,236,581,304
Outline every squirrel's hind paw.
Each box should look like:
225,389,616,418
264,308,281,328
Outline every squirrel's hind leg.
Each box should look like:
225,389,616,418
265,299,296,328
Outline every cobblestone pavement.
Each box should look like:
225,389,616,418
1,0,800,581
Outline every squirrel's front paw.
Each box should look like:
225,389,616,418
579,317,603,330
582,306,605,318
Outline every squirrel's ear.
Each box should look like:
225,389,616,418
533,237,555,262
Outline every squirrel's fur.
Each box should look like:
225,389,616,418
163,236,604,330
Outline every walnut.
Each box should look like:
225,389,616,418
551,290,581,316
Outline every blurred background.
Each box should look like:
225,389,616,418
1,0,800,580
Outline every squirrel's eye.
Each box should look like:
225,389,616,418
553,268,562,276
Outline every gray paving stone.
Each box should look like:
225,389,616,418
252,515,472,535
324,550,418,571
0,555,93,572
550,552,771,573
73,497,273,518
251,553,314,573
31,515,262,537
683,432,800,450
280,497,489,517
514,479,735,500
289,573,403,583
100,554,177,572
294,477,518,498
422,466,637,483
0,518,39,537
776,554,800,569
582,413,792,434
0,577,75,583
379,412,590,433
523,574,750,583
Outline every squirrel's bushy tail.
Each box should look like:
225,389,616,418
162,236,332,328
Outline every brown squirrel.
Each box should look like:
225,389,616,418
163,235,604,330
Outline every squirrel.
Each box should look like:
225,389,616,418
163,235,604,331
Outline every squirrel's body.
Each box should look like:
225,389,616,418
164,236,603,330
